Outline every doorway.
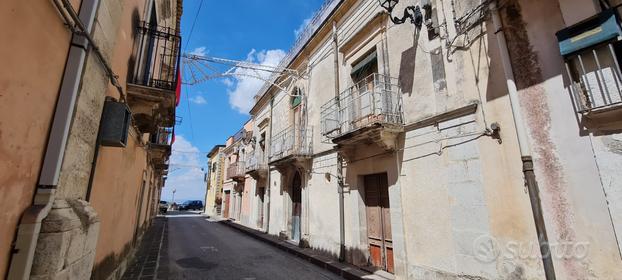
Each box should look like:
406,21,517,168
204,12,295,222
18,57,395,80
236,191,242,220
364,173,393,273
291,172,302,242
257,187,265,228
223,190,230,218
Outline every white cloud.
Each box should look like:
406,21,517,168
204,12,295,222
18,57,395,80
190,46,208,57
294,17,312,38
222,78,234,87
190,95,207,105
163,136,206,203
225,49,286,114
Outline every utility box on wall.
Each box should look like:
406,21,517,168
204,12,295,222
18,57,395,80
100,99,131,147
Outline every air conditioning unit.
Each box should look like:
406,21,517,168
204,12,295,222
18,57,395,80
100,99,131,147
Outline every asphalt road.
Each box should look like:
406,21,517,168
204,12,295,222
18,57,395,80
161,212,343,280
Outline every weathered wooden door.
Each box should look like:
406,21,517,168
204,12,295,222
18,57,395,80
223,191,230,218
291,172,302,242
364,173,393,273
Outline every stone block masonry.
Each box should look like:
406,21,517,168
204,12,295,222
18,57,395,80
30,199,100,279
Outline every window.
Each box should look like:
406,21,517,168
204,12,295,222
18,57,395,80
259,132,266,151
351,49,378,84
291,87,302,108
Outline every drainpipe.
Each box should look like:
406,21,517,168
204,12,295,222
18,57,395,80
332,21,346,263
490,2,556,279
7,0,100,279
265,95,274,234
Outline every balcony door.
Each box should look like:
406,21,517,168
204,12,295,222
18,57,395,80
136,4,158,86
364,173,393,273
350,50,378,128
290,87,303,155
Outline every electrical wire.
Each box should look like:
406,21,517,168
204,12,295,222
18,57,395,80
184,84,196,142
183,0,204,52
179,0,205,145
172,150,209,154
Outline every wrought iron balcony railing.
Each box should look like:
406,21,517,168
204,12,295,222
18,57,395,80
227,161,246,180
320,73,403,139
269,126,313,163
564,43,622,113
131,21,181,91
150,127,173,147
245,151,268,173
148,127,173,167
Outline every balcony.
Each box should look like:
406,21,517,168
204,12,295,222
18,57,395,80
148,127,173,168
321,73,403,150
227,161,246,181
556,10,622,128
269,126,313,165
127,21,181,133
245,151,268,179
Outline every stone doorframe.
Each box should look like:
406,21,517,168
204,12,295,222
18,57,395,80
275,160,311,247
345,148,408,277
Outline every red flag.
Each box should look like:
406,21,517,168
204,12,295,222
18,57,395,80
175,67,181,107
171,128,176,145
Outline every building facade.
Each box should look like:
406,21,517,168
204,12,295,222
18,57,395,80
219,122,251,221
210,0,622,279
204,145,225,217
1,0,181,279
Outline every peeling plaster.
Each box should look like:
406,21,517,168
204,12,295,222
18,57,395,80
500,0,590,277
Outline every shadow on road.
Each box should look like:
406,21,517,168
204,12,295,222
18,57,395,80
161,210,204,218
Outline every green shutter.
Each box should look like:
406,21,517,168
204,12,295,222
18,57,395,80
291,95,302,107
351,51,377,76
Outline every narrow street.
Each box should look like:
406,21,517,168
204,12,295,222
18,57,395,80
122,212,343,280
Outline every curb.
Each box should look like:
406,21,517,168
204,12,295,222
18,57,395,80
219,220,373,280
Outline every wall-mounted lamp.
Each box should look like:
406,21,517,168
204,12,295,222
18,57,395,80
378,0,423,28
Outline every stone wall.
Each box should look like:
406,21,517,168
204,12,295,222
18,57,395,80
30,200,99,280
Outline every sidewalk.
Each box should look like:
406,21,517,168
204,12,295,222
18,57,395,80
121,217,168,280
219,220,391,280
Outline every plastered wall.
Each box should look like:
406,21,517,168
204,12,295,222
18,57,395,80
0,0,80,276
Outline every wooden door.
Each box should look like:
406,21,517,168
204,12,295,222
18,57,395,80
364,173,393,273
223,191,230,218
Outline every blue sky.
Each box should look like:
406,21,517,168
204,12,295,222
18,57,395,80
164,0,325,203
